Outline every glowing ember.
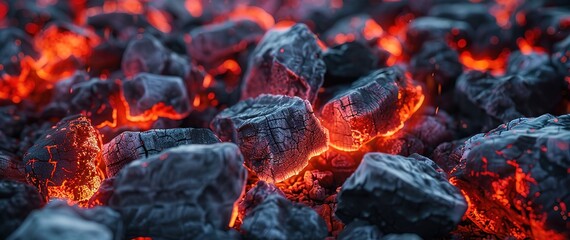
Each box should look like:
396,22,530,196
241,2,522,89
459,50,510,75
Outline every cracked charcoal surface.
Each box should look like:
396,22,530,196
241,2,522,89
336,153,467,238
23,115,104,202
102,128,220,177
241,24,326,104
238,180,285,222
455,70,564,132
320,67,423,151
108,143,247,239
323,42,379,87
188,19,264,67
405,17,473,53
0,180,45,239
122,73,191,118
241,194,328,240
451,114,570,239
211,94,329,183
7,200,123,240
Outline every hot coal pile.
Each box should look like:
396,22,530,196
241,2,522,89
0,0,569,239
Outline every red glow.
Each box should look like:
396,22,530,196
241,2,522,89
460,50,510,75
490,0,523,29
377,36,403,66
214,6,275,30
185,0,203,17
147,8,172,33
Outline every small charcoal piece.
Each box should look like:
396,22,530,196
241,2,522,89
102,128,220,177
241,24,326,104
410,40,462,94
405,17,473,53
211,94,329,182
431,140,465,174
23,115,105,203
241,194,328,240
69,79,120,128
455,70,563,129
323,14,384,46
122,35,189,78
304,170,334,201
122,73,191,120
319,67,424,151
323,41,379,86
108,143,247,239
187,19,265,67
338,220,382,240
238,180,285,221
336,153,467,238
372,132,425,156
451,114,570,239
7,200,123,240
0,180,45,239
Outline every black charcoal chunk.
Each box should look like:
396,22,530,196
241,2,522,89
320,67,423,151
238,180,285,221
338,220,382,240
211,94,329,182
323,42,378,86
431,141,465,174
241,194,328,240
122,35,169,77
451,114,570,239
69,78,120,128
552,35,570,80
102,128,220,177
428,3,495,30
410,40,462,93
241,24,326,103
188,19,265,66
405,17,473,53
507,51,559,80
108,143,247,239
7,200,123,240
336,153,467,238
0,180,44,239
0,151,26,183
122,73,191,119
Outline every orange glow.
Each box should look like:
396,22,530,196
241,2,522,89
377,36,403,66
185,0,203,17
274,20,296,29
363,19,384,41
214,6,275,30
229,202,239,227
0,57,36,103
147,8,172,33
86,0,144,16
516,37,546,55
490,0,523,29
459,50,510,75
202,74,213,88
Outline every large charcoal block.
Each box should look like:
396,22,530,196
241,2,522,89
23,115,105,203
0,180,45,239
7,200,123,240
451,114,570,239
122,73,191,120
320,67,424,151
108,143,247,239
241,24,326,103
241,194,328,240
336,153,467,238
211,94,329,182
188,19,265,66
405,17,473,53
102,128,220,177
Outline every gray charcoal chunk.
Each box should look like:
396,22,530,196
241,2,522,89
122,73,191,119
451,114,570,239
122,35,168,77
241,24,326,103
238,180,285,220
102,128,220,177
405,17,473,53
211,94,329,182
241,194,327,240
319,67,423,151
108,143,247,239
0,180,45,239
0,151,25,183
7,200,123,240
338,220,383,240
336,152,467,238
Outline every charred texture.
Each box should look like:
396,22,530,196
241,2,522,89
102,128,220,177
241,24,326,104
432,140,465,174
0,180,45,239
122,73,191,120
241,194,328,240
319,67,424,151
188,19,265,67
405,17,473,53
451,114,570,239
108,143,247,239
336,153,467,238
7,200,123,240
455,70,564,131
238,180,285,222
304,170,334,201
211,94,329,182
69,79,120,128
0,150,25,182
122,35,189,78
323,42,379,86
23,115,105,203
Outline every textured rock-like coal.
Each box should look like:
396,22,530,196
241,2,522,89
211,94,329,182
338,220,382,240
102,128,220,177
188,19,265,67
122,73,191,119
410,40,462,93
320,67,423,151
108,143,247,239
405,17,473,53
7,200,123,240
455,70,563,130
336,153,467,238
506,51,559,81
23,115,105,203
0,151,26,182
0,180,45,239
241,24,326,103
238,180,285,221
241,194,328,240
323,42,378,86
552,36,570,80
69,79,120,128
451,114,570,239
121,35,167,77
